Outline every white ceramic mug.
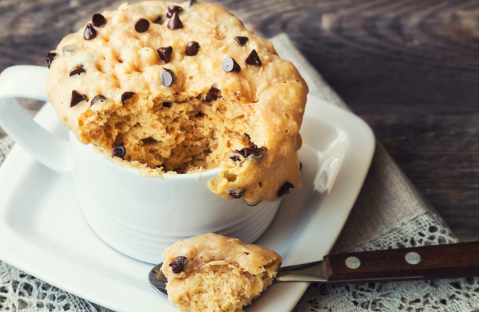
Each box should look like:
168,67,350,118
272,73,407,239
0,65,281,263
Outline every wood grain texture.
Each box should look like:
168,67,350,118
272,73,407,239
0,0,478,240
324,242,479,283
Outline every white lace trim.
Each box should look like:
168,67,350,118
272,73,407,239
0,137,14,165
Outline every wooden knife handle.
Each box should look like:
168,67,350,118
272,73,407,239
323,242,479,284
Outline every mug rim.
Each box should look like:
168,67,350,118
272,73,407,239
69,131,222,181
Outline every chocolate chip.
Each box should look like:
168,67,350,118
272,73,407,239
245,49,262,66
142,138,159,145
185,41,200,56
163,102,172,108
45,52,56,69
166,5,182,18
91,95,106,106
228,189,245,199
230,156,241,162
83,23,97,40
92,14,106,27
194,112,204,118
234,36,248,46
233,145,267,158
112,144,126,158
135,18,150,33
189,0,196,7
121,92,135,105
169,256,187,273
157,46,173,63
69,66,85,77
154,16,162,24
300,162,302,171
168,5,183,13
161,68,174,87
278,182,294,197
62,44,77,54
222,57,241,73
167,12,183,30
70,90,87,107
203,86,221,103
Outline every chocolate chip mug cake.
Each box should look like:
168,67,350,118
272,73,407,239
45,0,308,205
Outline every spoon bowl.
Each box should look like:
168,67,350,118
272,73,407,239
148,263,168,298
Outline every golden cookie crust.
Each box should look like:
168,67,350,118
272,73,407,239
45,1,308,204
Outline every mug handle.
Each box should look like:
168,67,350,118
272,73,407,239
0,65,73,174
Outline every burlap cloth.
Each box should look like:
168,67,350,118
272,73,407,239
1,34,478,312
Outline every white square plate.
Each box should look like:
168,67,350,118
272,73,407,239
0,94,374,312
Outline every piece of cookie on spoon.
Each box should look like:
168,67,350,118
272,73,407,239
160,233,282,312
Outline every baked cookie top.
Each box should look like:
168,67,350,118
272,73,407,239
161,233,282,311
45,1,308,204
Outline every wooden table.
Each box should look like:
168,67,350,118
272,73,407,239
1,0,478,241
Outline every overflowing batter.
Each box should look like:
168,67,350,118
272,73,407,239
45,0,308,205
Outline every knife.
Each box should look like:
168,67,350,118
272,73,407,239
149,241,479,297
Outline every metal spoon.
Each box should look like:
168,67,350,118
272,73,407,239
149,263,169,297
149,242,479,297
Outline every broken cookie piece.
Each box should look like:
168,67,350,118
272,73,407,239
161,233,282,312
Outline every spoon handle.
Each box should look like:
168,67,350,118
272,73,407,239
324,242,479,284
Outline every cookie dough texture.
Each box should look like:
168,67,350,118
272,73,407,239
161,233,282,312
46,1,308,204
